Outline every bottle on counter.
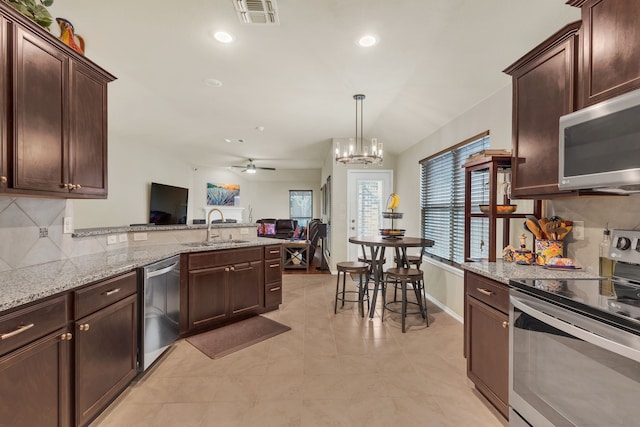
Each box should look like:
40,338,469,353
599,224,615,296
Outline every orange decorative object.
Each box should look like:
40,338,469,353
57,18,85,55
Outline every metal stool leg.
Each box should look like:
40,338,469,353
402,279,408,333
334,271,341,314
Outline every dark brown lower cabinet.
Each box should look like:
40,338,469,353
0,328,71,427
464,271,509,420
188,265,230,327
182,246,278,335
75,294,137,426
187,259,263,331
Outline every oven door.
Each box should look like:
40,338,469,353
509,289,640,427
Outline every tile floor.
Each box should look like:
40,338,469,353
91,274,506,427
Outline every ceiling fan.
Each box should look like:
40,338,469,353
230,159,276,174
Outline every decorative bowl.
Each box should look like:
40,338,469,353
479,204,517,214
379,228,405,237
382,211,404,219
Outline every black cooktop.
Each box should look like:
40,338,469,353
509,277,640,334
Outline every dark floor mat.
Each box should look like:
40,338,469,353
186,316,291,359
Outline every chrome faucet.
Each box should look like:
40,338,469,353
206,208,225,241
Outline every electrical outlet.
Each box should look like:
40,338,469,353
107,235,117,245
118,233,128,242
573,221,585,240
63,217,73,234
240,228,249,235
133,232,147,241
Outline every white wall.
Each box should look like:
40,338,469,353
73,136,322,229
74,137,193,229
395,85,514,317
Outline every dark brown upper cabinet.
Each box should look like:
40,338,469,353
571,0,640,108
1,2,115,199
504,22,581,198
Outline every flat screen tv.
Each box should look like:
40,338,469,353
149,182,188,225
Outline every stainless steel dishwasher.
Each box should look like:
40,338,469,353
139,255,180,372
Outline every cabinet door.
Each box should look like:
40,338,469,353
466,296,509,419
68,61,108,197
580,0,640,107
75,294,137,427
229,260,263,315
506,23,579,198
0,329,71,427
13,25,68,193
0,15,7,190
188,265,229,329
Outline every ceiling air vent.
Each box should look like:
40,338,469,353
233,0,280,25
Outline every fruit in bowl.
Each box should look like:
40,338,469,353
479,204,517,214
379,229,405,237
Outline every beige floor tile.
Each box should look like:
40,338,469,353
91,274,503,427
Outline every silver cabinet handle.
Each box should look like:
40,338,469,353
270,287,281,292
0,176,6,184
269,263,280,268
269,250,280,254
477,288,494,296
1,323,34,340
103,288,121,296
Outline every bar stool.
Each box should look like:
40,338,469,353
393,248,425,301
334,261,370,317
383,267,428,332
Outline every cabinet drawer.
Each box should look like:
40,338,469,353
188,247,262,270
0,294,68,356
75,271,137,319
465,272,509,314
265,258,282,283
265,283,282,307
264,245,282,259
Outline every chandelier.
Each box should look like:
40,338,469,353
335,94,383,165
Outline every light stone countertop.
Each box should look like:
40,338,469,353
0,238,282,313
461,259,601,285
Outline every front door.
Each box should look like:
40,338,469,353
347,170,393,262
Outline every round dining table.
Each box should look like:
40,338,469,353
348,235,435,319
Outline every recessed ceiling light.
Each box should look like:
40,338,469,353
357,35,378,47
213,31,234,43
204,78,223,87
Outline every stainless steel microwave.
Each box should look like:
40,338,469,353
559,88,640,193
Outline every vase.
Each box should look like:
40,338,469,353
56,18,85,55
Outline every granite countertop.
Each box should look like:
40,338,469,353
0,238,282,313
461,259,601,285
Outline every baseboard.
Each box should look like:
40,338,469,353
424,292,463,323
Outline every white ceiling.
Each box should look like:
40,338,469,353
48,0,579,172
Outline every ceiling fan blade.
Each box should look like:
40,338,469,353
256,166,276,171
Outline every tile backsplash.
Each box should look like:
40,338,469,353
548,193,640,274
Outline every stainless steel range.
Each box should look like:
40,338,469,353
508,229,640,427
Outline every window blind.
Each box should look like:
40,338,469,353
420,135,490,266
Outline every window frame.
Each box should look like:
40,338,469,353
289,189,313,226
419,131,490,267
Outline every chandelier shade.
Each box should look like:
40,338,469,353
335,94,383,165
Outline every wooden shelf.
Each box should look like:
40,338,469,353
464,155,541,261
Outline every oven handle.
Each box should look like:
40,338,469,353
510,292,640,363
